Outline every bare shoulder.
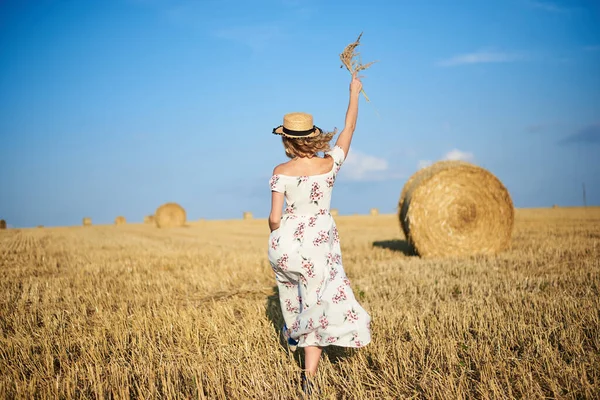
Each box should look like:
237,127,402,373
273,161,292,175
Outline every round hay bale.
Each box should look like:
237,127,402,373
144,215,155,224
115,216,126,225
370,208,379,216
552,204,559,209
243,211,253,220
330,208,339,216
0,219,6,230
37,225,44,228
399,161,514,258
399,160,471,239
82,217,92,226
155,202,186,228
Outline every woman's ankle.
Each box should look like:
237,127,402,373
303,368,317,377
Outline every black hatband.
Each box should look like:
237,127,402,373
273,125,319,136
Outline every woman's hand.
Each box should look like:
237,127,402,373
349,72,362,96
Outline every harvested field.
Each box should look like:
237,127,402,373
0,208,599,399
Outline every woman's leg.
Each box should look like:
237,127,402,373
303,346,322,375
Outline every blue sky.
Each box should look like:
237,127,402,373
1,0,599,227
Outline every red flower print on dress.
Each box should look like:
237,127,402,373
299,274,307,288
306,318,315,330
326,336,338,344
297,176,309,186
301,257,315,278
319,314,329,330
329,266,339,281
318,208,328,215
285,299,299,314
269,175,280,191
316,278,324,296
312,230,329,247
270,236,279,251
325,175,335,188
343,276,351,286
326,252,334,266
282,281,296,289
332,285,347,304
333,227,340,243
315,332,323,342
308,216,317,227
285,202,296,215
291,320,300,332
333,157,343,174
310,182,324,205
354,340,363,347
344,308,359,323
293,222,306,242
277,254,289,270
332,253,341,264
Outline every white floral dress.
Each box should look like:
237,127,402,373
268,146,371,348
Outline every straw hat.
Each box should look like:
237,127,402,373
272,112,323,138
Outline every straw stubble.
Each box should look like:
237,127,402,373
0,209,598,398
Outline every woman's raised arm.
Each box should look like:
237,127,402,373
334,72,363,156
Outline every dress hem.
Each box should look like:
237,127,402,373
298,338,371,349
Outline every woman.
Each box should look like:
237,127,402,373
267,72,371,391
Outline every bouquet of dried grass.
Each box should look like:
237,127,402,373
339,32,377,102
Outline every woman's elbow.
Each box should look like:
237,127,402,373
269,214,280,228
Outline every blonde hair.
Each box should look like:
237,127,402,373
282,129,336,158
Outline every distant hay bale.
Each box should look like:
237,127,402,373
155,203,186,228
114,216,126,225
82,217,92,226
370,208,379,216
144,215,155,224
37,225,44,228
552,204,559,209
243,211,253,220
331,208,339,216
399,161,514,258
0,219,6,230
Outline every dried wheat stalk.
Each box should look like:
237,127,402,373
339,32,377,102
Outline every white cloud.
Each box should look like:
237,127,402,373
417,149,474,169
443,149,475,162
437,50,521,67
339,150,390,181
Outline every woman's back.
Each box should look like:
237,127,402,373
270,147,344,216
274,154,335,177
